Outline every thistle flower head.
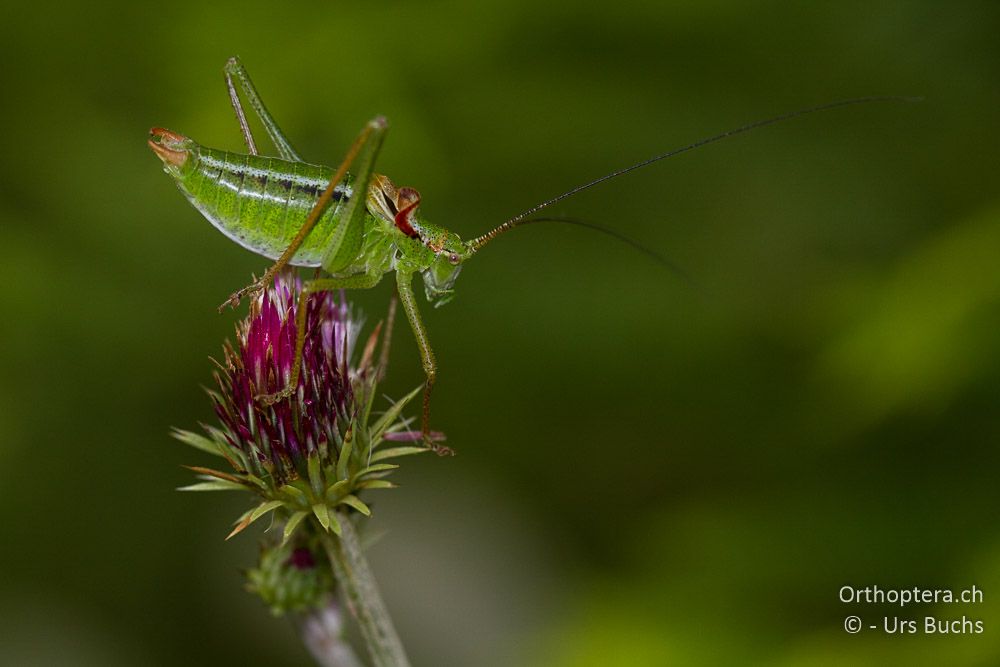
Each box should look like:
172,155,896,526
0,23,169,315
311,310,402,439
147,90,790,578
215,275,358,484
175,271,427,541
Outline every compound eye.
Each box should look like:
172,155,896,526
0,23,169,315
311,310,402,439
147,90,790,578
448,252,460,265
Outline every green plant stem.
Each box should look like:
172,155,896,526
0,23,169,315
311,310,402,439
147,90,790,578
318,512,411,667
300,601,364,667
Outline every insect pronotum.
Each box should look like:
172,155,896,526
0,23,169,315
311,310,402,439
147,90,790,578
149,57,914,453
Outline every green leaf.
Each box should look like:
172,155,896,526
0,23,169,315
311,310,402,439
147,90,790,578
356,479,397,491
278,482,309,506
354,463,398,478
224,499,285,540
336,427,354,481
184,465,241,484
360,375,377,426
203,424,249,469
177,480,247,492
338,494,371,516
327,512,342,536
325,479,350,502
371,446,427,462
312,503,343,535
250,500,285,523
307,454,324,496
282,511,309,545
247,476,269,491
312,503,331,531
353,428,373,464
369,385,421,442
171,428,224,457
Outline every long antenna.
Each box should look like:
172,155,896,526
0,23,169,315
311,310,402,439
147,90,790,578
509,215,696,284
469,96,919,252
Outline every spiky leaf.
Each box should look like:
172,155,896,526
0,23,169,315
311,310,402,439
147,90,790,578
356,479,397,491
282,511,310,545
336,427,354,481
278,482,309,506
338,494,372,516
185,465,242,484
369,385,421,442
354,463,399,479
312,503,332,532
177,480,247,492
307,454,324,497
371,446,426,463
325,479,350,502
250,500,286,523
172,428,225,457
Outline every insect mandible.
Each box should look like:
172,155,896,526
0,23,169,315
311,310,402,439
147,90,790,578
149,57,913,453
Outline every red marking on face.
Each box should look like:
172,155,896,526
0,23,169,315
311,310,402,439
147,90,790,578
394,186,421,239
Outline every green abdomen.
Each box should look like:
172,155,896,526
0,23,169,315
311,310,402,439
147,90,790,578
179,147,353,267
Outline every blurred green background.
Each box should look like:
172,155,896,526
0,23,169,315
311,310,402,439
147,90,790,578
2,1,999,665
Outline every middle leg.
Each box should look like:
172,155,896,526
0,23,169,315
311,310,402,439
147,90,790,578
395,270,452,455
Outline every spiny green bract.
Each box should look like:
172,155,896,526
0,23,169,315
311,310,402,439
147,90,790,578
246,539,334,615
173,270,427,542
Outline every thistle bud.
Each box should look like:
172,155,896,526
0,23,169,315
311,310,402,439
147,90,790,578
246,540,335,615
